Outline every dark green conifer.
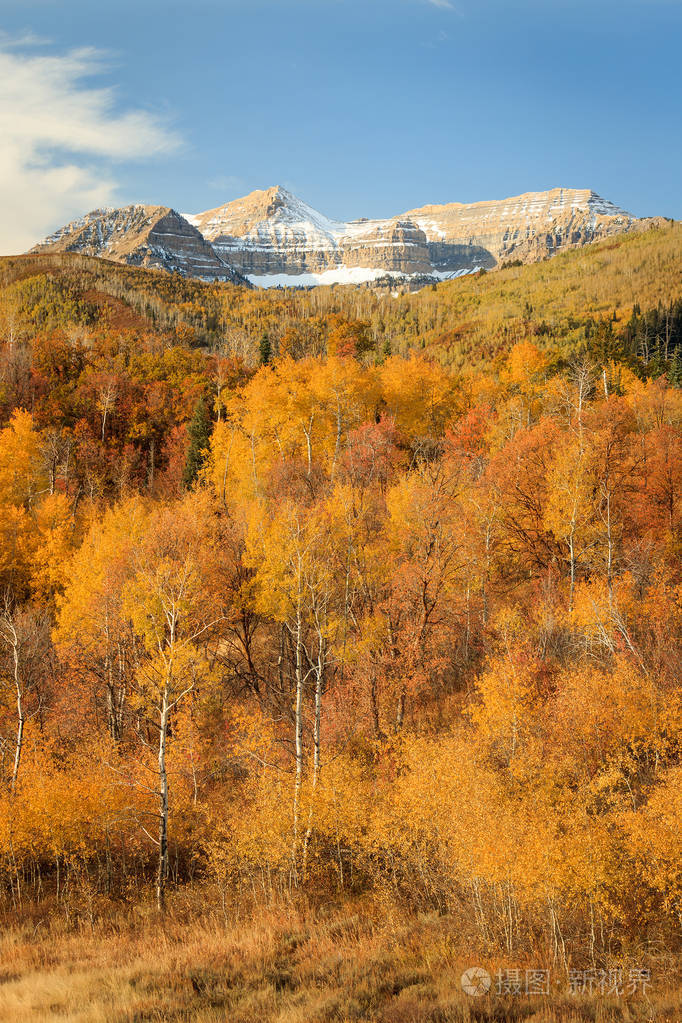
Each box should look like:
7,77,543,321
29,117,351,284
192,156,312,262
259,332,272,366
669,348,682,388
182,397,212,489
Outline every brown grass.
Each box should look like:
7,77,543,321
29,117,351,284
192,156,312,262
81,289,153,332
0,889,678,1023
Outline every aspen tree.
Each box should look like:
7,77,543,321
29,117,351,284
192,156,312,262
122,493,228,912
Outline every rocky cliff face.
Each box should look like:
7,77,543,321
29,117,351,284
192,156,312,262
404,188,637,267
187,186,643,285
33,187,649,289
32,206,246,284
187,188,433,278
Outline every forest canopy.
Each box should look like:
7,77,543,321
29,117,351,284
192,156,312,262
1,223,682,991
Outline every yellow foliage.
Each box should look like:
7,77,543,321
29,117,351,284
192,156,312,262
0,409,45,507
626,766,682,922
28,492,74,598
379,353,458,436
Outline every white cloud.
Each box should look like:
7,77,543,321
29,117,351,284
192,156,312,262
0,44,180,254
426,0,456,8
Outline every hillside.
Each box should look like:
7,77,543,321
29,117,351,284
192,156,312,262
2,210,682,1023
4,219,681,368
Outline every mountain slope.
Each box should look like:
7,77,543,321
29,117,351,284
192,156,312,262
8,219,680,366
187,187,434,283
32,205,246,284
404,187,637,267
187,185,647,285
30,186,660,290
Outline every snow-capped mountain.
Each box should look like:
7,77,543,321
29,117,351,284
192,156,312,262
31,205,246,284
185,185,640,286
403,188,635,270
32,187,646,289
185,188,434,285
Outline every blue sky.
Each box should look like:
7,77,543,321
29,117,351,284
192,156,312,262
0,0,680,252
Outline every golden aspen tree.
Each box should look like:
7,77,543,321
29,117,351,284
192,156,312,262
0,605,50,793
244,499,341,883
55,497,148,740
378,353,459,438
121,492,229,912
544,433,599,609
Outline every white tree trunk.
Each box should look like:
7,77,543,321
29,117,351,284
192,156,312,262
157,685,170,913
291,596,304,884
302,635,324,880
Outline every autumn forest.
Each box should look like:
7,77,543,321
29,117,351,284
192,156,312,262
1,226,682,1021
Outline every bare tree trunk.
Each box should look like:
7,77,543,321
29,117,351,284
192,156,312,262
10,627,24,796
605,490,613,597
104,616,120,741
386,616,405,732
148,436,155,492
369,669,382,739
303,415,314,479
157,686,170,914
568,533,576,613
464,582,471,661
0,614,25,795
291,596,304,885
395,689,405,731
330,398,343,482
482,520,492,627
302,636,324,880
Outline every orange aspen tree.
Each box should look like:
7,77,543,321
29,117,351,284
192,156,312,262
122,492,229,912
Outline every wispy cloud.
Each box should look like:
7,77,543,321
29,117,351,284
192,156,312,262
0,42,180,254
426,0,456,9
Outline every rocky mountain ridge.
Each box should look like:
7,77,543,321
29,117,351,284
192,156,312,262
404,188,636,268
33,187,652,288
31,205,246,285
188,186,643,284
186,189,432,279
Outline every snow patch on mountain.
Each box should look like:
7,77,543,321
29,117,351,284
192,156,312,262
246,265,483,289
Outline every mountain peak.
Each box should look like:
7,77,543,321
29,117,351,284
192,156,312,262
267,185,295,200
186,184,640,285
32,185,645,290
32,205,246,284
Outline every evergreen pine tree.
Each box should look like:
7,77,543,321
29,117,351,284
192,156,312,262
669,348,682,388
259,332,272,366
182,397,212,489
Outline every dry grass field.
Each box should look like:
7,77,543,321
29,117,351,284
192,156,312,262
0,891,679,1023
